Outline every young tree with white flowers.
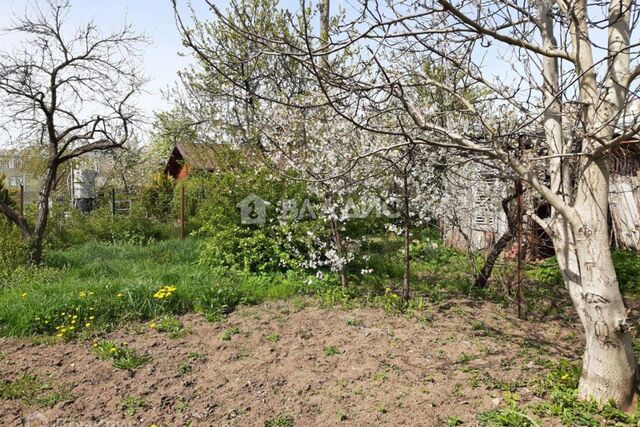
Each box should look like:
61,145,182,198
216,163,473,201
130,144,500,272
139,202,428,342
176,0,640,406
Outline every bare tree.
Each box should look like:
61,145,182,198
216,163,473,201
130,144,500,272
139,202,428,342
0,0,145,263
176,0,640,406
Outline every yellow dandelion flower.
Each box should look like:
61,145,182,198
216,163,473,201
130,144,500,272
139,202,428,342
20,292,27,298
89,316,95,320
85,323,91,328
149,323,157,329
110,347,117,352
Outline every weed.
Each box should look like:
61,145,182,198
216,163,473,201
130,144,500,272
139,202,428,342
266,333,280,343
188,351,205,361
457,352,472,364
121,396,147,416
155,316,188,339
265,414,294,427
176,397,189,412
221,326,241,341
93,340,150,370
346,318,362,327
178,363,192,376
0,373,72,407
323,345,341,356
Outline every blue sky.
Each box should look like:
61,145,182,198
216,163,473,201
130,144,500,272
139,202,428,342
0,0,304,121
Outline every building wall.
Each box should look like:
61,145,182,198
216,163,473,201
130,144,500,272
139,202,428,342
0,153,40,204
609,174,640,251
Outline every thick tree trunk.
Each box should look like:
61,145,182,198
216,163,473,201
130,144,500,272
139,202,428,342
554,158,637,408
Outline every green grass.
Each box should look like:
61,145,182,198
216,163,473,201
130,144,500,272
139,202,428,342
121,396,147,416
0,238,326,337
323,345,341,356
221,326,241,341
93,340,151,370
155,316,188,338
0,373,72,407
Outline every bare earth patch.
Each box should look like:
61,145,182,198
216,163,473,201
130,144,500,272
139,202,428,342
0,299,580,426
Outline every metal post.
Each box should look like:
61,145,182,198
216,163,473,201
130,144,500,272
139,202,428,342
180,184,185,240
111,188,116,216
19,184,24,218
516,136,525,318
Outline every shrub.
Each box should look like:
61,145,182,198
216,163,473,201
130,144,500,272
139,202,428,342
0,217,27,282
194,167,330,272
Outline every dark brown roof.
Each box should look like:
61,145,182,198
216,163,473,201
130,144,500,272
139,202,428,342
171,142,222,171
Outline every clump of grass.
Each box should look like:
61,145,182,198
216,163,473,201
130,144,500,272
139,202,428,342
188,351,205,361
93,340,150,370
266,333,280,343
265,415,294,427
121,396,147,416
221,326,241,341
153,316,188,339
323,345,341,356
0,373,72,407
178,363,192,376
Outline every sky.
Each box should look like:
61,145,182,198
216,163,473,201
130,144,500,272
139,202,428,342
0,0,308,129
0,0,208,120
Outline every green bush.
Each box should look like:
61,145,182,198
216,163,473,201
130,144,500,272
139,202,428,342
0,217,27,282
45,206,176,250
192,167,330,272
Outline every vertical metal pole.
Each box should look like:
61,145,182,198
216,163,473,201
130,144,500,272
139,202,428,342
19,184,24,218
516,137,525,318
111,188,116,216
180,184,185,240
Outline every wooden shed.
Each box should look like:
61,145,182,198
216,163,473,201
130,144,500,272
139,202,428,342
164,142,222,180
441,140,640,256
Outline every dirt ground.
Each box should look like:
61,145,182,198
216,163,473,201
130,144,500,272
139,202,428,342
0,299,581,427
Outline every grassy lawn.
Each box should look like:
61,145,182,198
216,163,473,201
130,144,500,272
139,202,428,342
0,238,317,338
1,236,640,425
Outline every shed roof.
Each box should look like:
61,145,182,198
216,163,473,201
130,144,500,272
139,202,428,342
169,142,222,171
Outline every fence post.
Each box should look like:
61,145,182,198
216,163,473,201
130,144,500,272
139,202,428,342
19,184,24,218
111,188,116,216
180,184,185,240
516,136,525,319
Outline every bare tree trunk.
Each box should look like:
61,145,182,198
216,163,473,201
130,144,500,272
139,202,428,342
27,163,57,264
475,186,523,288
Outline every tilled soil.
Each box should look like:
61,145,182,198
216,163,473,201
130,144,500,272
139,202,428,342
0,299,580,426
